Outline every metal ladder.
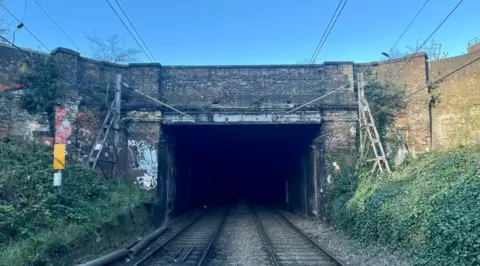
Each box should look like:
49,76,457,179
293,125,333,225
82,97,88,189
357,73,391,174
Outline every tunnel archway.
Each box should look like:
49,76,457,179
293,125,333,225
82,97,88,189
163,124,324,217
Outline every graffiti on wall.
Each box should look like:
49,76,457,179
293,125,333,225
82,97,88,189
0,82,23,91
55,106,72,144
128,140,158,190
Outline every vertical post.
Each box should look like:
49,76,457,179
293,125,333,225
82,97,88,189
311,145,318,218
285,180,289,209
303,158,308,219
114,74,122,150
357,73,364,157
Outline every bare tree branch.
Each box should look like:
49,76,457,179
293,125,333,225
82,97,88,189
86,32,140,63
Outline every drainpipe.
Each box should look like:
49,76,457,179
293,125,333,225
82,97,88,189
425,54,433,150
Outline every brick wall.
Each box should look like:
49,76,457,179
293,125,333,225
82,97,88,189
429,49,480,149
356,53,431,154
161,63,355,110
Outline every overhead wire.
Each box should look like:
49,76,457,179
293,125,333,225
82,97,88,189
32,0,81,52
309,0,343,64
112,0,156,61
0,2,50,51
310,0,348,64
390,0,464,79
0,36,116,113
287,0,349,115
372,54,480,118
104,0,153,62
21,0,27,21
390,0,430,53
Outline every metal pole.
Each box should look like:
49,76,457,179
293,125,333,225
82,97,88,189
312,145,318,218
303,158,308,219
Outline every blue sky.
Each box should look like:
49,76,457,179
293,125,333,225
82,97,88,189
2,0,479,65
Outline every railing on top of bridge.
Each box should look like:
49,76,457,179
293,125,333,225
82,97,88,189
468,36,480,47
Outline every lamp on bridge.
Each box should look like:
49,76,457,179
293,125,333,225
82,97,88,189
12,23,24,45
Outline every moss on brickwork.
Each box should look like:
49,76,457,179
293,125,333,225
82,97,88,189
329,145,480,265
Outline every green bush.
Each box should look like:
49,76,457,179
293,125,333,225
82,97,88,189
329,145,480,266
0,139,153,266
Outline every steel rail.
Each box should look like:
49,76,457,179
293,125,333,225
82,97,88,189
196,208,229,265
251,205,280,266
133,212,205,266
275,210,346,266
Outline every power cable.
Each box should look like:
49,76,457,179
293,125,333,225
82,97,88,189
286,0,349,119
32,0,81,52
0,37,189,119
0,36,115,113
104,0,153,62
21,0,27,21
390,0,430,52
309,0,343,64
112,0,156,61
122,82,192,118
392,0,464,78
372,53,480,117
0,2,50,51
283,83,351,115
287,0,349,118
310,0,348,64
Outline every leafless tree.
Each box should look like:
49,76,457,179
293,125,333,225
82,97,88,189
386,39,448,61
0,1,11,42
406,39,449,60
86,32,139,63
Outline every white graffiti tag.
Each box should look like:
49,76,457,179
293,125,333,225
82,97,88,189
136,173,157,190
128,140,158,190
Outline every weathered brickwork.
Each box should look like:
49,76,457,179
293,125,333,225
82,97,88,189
161,63,355,110
356,53,431,154
430,49,480,149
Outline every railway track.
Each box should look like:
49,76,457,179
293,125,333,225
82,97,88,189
132,207,228,266
253,207,345,266
110,204,343,266
203,203,273,266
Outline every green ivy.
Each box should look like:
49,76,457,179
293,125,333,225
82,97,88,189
363,68,406,140
0,139,153,266
329,145,480,266
19,57,61,135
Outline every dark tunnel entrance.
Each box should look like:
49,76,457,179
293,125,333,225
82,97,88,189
164,124,323,216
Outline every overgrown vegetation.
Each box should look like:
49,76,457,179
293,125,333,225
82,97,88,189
19,57,60,134
362,68,407,162
329,145,480,266
0,140,153,266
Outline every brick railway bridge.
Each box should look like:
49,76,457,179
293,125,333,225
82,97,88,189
1,45,361,221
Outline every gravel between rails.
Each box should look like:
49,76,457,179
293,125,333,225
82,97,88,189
205,203,273,266
278,211,412,266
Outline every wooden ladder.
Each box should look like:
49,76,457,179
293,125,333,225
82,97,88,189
357,73,391,174
87,101,116,170
87,74,122,171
